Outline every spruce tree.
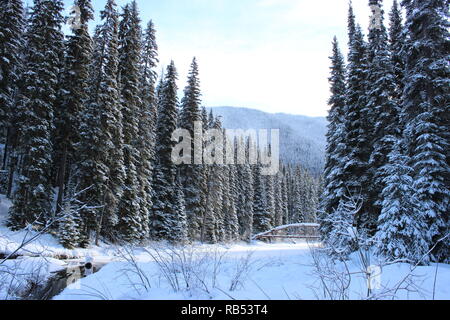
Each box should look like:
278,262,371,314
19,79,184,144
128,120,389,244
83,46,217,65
320,37,348,236
233,136,252,241
0,0,24,169
77,0,125,244
136,19,159,242
204,167,220,243
273,173,284,227
58,184,83,249
253,163,272,234
280,168,289,225
172,181,188,243
152,61,187,242
401,0,450,262
54,0,94,218
116,1,145,242
366,0,399,233
8,0,65,229
300,171,319,222
203,115,225,243
179,58,206,240
376,142,430,264
343,11,371,229
221,165,234,242
388,0,406,105
265,174,276,226
213,118,226,242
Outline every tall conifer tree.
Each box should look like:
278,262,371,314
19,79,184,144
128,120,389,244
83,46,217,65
77,0,125,244
320,37,348,236
54,0,94,218
179,58,206,240
136,19,159,241
366,0,399,232
152,62,187,242
401,0,450,262
8,0,65,229
253,163,272,234
0,0,24,169
116,1,145,242
343,6,371,229
388,0,406,105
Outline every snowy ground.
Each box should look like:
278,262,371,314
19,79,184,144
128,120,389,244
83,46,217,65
0,195,116,260
1,194,449,300
53,242,450,300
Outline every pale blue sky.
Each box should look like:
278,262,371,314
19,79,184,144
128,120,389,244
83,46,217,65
28,0,396,117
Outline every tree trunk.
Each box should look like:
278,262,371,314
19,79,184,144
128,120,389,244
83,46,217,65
2,127,10,170
55,144,68,216
6,154,18,199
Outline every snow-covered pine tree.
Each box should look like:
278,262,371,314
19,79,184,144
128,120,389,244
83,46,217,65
116,1,145,243
280,167,289,225
284,165,293,223
222,163,239,242
320,37,348,237
54,0,94,219
212,117,226,242
264,174,276,226
376,141,430,264
401,0,450,263
198,106,210,242
179,57,206,241
236,137,255,241
203,114,224,243
172,180,188,243
155,68,165,116
218,160,230,243
76,0,125,244
343,6,371,230
366,0,399,233
388,0,406,106
290,167,304,223
58,183,84,249
253,162,271,234
322,197,359,260
273,173,284,227
136,19,159,242
8,0,65,230
140,20,158,136
0,0,24,169
152,61,187,242
301,171,319,223
347,2,356,44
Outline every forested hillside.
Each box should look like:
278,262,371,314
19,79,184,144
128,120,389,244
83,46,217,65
209,107,327,175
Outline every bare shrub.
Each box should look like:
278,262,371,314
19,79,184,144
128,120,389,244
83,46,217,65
229,251,255,292
116,246,152,296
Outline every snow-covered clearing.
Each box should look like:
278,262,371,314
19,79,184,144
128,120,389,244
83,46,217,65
53,242,450,300
1,194,449,300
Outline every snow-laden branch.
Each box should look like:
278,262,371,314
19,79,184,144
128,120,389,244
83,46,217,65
252,223,320,240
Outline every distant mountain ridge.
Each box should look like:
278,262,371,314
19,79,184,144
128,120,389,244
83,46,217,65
208,107,327,175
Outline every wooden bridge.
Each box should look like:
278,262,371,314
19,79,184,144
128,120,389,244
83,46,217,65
252,223,321,241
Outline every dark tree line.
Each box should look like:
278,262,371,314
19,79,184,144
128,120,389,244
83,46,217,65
0,0,320,248
321,0,449,264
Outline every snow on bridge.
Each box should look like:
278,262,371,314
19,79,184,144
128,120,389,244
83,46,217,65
252,223,321,241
